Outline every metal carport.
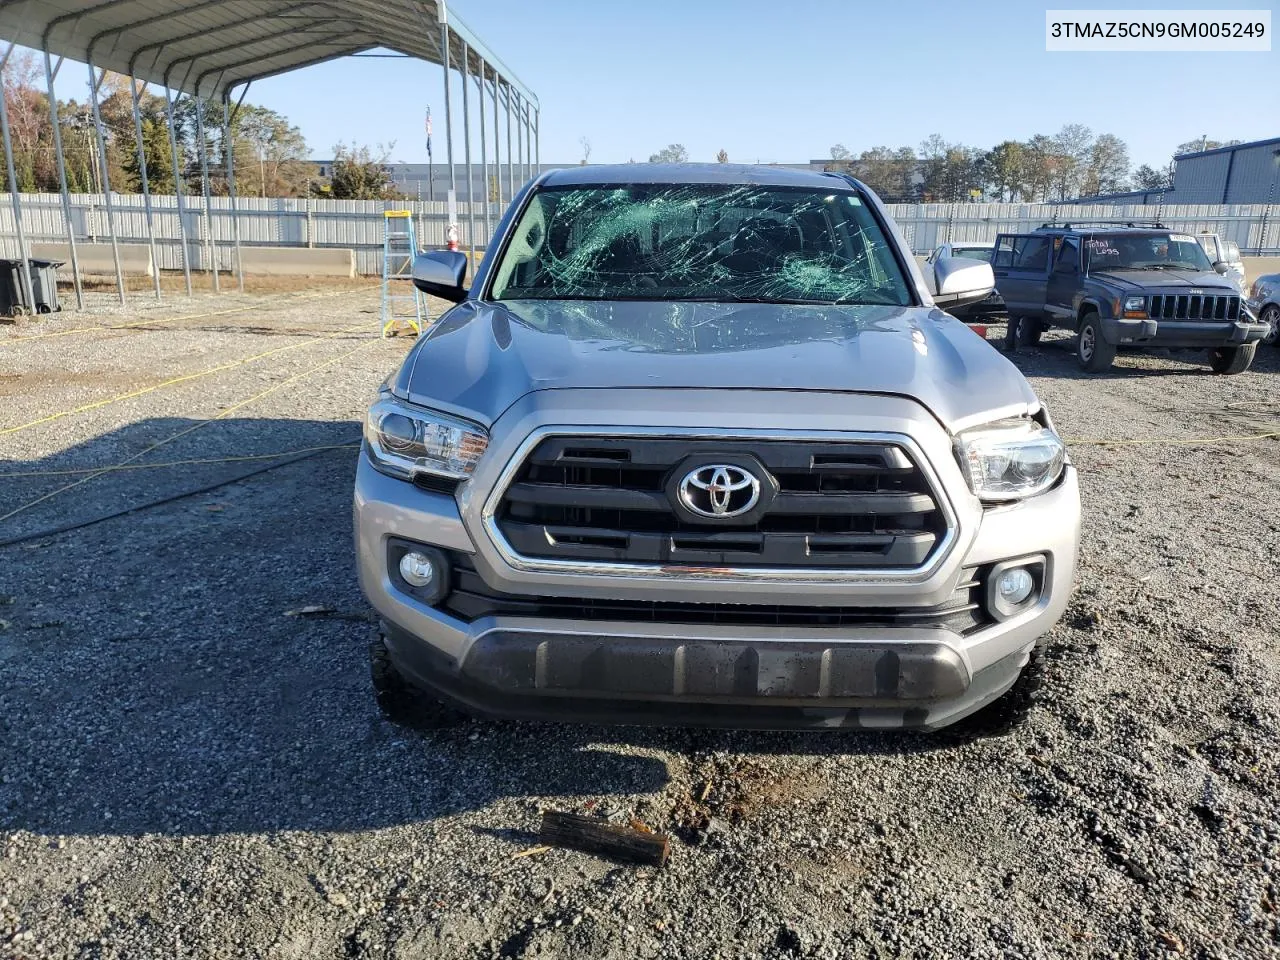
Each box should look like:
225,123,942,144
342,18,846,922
0,0,538,308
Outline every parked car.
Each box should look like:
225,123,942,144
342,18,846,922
1246,273,1280,346
356,164,1081,733
925,242,1007,324
991,223,1269,373
1194,232,1247,292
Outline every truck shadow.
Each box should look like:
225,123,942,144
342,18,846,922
1,417,947,840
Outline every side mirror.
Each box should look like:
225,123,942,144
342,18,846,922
412,251,468,302
1212,260,1229,275
932,257,995,308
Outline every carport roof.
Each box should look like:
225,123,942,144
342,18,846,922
0,0,537,103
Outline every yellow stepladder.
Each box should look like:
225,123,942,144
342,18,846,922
380,210,426,337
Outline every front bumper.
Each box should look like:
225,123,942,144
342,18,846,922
354,390,1081,731
1101,315,1269,348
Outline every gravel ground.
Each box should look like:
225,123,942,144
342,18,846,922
2,304,1279,960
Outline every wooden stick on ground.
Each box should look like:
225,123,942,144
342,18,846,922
538,811,670,867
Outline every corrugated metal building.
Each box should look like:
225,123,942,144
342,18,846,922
1080,137,1280,206
1171,137,1280,204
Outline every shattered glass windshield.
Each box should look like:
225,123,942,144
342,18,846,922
488,184,912,305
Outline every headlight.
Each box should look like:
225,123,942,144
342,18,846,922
364,395,488,481
954,417,1066,502
1123,296,1145,311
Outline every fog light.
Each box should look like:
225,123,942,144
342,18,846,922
398,551,436,588
997,567,1034,606
988,560,1043,621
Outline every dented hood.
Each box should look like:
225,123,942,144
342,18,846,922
399,299,1038,431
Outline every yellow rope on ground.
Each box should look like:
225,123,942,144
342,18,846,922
1,320,370,437
0,443,361,479
0,287,363,346
0,336,380,525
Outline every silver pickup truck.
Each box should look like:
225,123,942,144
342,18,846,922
354,164,1080,732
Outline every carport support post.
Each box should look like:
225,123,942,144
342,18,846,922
0,45,36,315
129,75,163,301
460,39,475,266
475,61,489,247
42,50,84,309
194,98,220,292
87,64,127,304
534,107,540,175
524,98,533,183
439,13,455,200
504,84,514,202
513,93,523,190
162,86,194,297
222,93,245,292
490,76,501,208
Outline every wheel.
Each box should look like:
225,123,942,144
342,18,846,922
1208,341,1257,375
1075,312,1116,372
369,630,467,729
1261,305,1279,346
946,645,1048,739
1017,317,1043,347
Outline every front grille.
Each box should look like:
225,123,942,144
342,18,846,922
493,436,949,570
443,553,989,633
1147,293,1239,321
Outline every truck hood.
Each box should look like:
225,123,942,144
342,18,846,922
399,299,1038,431
1089,268,1235,292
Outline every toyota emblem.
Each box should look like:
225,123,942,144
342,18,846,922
678,464,761,519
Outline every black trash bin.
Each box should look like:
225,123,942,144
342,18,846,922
0,259,21,316
0,257,64,314
27,258,63,313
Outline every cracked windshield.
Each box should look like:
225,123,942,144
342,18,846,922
488,184,912,305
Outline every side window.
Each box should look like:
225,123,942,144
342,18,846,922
1225,240,1240,262
1012,236,1051,271
992,236,1017,268
1054,238,1079,273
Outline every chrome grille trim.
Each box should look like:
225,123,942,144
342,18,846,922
480,426,961,584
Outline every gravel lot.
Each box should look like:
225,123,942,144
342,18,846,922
2,297,1278,960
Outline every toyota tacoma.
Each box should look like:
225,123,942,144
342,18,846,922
355,164,1081,732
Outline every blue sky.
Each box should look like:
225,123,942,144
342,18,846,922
249,0,1277,168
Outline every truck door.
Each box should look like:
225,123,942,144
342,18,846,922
1045,237,1080,328
994,234,1051,319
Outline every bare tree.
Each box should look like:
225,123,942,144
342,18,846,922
648,144,689,163
578,136,591,165
1081,133,1130,196
716,149,729,163
1050,123,1093,200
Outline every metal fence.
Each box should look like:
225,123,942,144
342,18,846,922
0,193,504,276
884,202,1280,257
1,195,1278,277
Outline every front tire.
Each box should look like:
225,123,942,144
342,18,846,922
1017,317,1043,347
946,645,1047,739
369,631,467,729
1075,312,1116,372
1261,305,1279,346
1208,341,1257,375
